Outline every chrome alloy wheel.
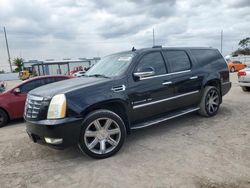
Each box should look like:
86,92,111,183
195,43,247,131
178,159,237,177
206,89,219,114
84,118,121,155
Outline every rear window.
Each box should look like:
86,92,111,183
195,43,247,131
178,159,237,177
191,49,225,65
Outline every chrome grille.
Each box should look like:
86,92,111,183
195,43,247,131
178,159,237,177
25,95,43,119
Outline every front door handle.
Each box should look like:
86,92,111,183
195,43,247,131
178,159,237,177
189,76,198,80
162,81,172,86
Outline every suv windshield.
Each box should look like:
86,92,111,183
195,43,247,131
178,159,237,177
85,52,135,78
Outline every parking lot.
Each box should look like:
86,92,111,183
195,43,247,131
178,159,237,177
0,73,249,188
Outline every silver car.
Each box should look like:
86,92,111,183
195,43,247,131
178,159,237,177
238,66,250,91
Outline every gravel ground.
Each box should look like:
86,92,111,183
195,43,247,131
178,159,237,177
0,73,250,188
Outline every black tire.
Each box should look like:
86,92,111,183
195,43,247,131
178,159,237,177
78,109,126,159
198,86,221,117
0,109,8,128
230,67,235,72
241,86,250,92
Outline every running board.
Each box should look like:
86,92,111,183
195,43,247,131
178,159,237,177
131,107,200,130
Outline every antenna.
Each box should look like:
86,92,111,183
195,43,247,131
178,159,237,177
220,30,223,54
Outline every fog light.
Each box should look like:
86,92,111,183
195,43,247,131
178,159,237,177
44,137,63,145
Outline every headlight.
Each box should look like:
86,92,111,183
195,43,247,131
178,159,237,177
47,94,66,119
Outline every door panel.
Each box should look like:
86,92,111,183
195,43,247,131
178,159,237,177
9,93,27,118
127,51,174,123
128,76,174,122
162,50,202,110
170,72,201,110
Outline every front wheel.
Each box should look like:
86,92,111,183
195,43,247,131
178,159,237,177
198,86,221,117
78,109,126,159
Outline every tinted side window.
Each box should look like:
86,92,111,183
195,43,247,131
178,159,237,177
45,77,56,84
19,79,45,93
45,77,68,84
136,52,166,75
55,77,68,81
191,49,224,66
234,61,241,64
163,51,191,72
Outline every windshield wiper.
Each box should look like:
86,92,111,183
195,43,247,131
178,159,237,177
87,74,110,78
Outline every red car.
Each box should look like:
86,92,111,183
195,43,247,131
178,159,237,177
0,75,73,127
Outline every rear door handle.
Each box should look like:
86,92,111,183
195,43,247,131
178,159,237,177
189,76,198,80
162,81,172,86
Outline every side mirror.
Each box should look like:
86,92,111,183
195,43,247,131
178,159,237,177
133,67,155,80
13,88,21,94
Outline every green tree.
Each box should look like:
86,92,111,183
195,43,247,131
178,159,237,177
238,37,250,49
13,57,24,72
232,37,250,56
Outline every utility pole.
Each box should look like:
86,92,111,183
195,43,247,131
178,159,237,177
3,27,12,72
153,28,155,46
220,30,223,54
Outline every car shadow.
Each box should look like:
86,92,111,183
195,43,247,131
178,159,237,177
52,106,233,160
125,105,233,145
4,118,24,127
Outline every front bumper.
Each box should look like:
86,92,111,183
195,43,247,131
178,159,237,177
221,81,231,96
25,117,83,149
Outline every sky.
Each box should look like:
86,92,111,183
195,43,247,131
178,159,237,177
0,0,250,71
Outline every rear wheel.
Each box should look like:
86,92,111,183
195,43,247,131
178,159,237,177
0,109,8,128
241,86,250,92
230,66,235,72
198,86,220,117
78,109,126,159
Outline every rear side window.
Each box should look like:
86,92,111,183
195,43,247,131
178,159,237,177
136,52,166,75
163,51,191,72
191,49,225,66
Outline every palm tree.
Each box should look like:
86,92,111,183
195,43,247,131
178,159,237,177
13,57,24,72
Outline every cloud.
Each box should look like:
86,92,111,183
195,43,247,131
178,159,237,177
91,0,176,18
226,0,250,8
0,0,250,71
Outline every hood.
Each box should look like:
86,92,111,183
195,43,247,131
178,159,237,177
29,76,110,98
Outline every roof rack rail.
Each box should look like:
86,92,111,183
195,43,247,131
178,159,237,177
152,45,162,48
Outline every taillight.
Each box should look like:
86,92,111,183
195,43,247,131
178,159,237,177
238,71,246,77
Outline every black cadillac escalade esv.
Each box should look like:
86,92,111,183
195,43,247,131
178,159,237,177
25,46,231,159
